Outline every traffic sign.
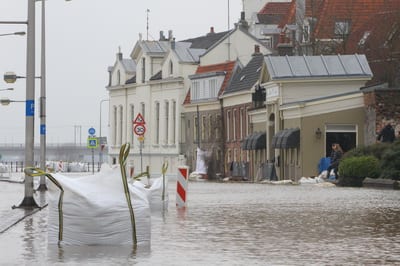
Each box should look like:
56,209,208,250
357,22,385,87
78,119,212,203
137,135,145,142
133,113,146,125
87,137,98,149
88,127,96,136
134,124,146,136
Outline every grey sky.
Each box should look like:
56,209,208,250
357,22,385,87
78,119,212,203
0,0,242,144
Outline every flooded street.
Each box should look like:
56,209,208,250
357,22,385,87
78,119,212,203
1,181,399,265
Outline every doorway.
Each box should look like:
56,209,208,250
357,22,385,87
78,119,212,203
325,124,357,156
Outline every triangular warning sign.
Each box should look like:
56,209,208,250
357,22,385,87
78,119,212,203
133,113,146,125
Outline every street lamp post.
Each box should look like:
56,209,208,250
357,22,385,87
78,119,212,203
19,0,38,208
99,99,109,164
1,0,71,207
38,0,47,191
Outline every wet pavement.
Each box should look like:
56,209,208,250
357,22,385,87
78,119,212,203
0,174,47,234
1,174,400,265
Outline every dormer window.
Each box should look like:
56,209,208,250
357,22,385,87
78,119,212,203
334,20,351,37
303,25,310,42
190,75,224,102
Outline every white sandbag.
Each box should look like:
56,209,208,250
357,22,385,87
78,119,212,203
47,164,151,246
133,176,168,212
0,163,9,173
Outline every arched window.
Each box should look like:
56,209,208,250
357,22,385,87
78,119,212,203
117,70,121,85
169,60,173,76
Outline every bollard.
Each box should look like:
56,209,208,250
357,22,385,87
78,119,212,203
176,166,189,208
130,166,134,179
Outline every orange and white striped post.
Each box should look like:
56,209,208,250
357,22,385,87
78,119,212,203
176,166,189,208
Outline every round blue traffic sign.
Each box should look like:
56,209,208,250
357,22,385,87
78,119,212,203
88,127,96,135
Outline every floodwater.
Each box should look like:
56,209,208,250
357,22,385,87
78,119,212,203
1,181,400,265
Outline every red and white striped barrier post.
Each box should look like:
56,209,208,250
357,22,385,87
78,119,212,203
57,160,64,172
176,166,189,208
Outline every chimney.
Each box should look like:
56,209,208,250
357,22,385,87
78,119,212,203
159,31,166,41
116,47,122,61
168,30,173,41
238,11,249,30
207,26,216,36
241,11,245,21
171,38,176,50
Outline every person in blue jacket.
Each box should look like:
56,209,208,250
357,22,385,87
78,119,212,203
326,143,343,180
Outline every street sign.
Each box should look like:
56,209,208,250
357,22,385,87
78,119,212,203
137,135,145,142
88,127,96,136
134,124,146,136
98,136,107,145
133,113,146,125
87,137,98,149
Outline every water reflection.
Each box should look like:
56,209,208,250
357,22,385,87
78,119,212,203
1,182,399,265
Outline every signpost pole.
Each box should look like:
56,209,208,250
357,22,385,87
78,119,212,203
140,140,143,173
92,148,94,174
87,127,98,175
133,113,146,174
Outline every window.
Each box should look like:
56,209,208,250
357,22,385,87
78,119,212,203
172,101,176,144
334,20,350,37
165,101,169,144
209,79,217,98
130,104,135,144
117,70,121,85
141,57,146,83
190,76,223,102
201,116,206,141
141,102,145,120
118,105,123,145
325,124,357,156
194,115,198,144
303,25,310,42
113,106,117,145
215,114,221,139
233,109,237,140
169,60,173,76
180,115,186,143
240,108,244,140
226,110,231,141
264,36,272,48
155,102,160,144
208,115,212,141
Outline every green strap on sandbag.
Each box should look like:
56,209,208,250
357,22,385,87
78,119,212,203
25,167,64,243
119,143,137,246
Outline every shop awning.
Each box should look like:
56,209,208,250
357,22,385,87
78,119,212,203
271,128,300,149
241,132,266,150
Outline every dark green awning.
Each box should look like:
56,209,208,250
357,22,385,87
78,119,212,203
271,128,300,149
242,132,266,150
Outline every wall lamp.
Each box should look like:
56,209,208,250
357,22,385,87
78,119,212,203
315,128,322,139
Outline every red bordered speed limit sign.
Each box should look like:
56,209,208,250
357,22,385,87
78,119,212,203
133,124,146,136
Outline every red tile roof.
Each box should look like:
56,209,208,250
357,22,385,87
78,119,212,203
259,2,292,15
183,61,237,105
258,2,294,26
313,0,400,39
